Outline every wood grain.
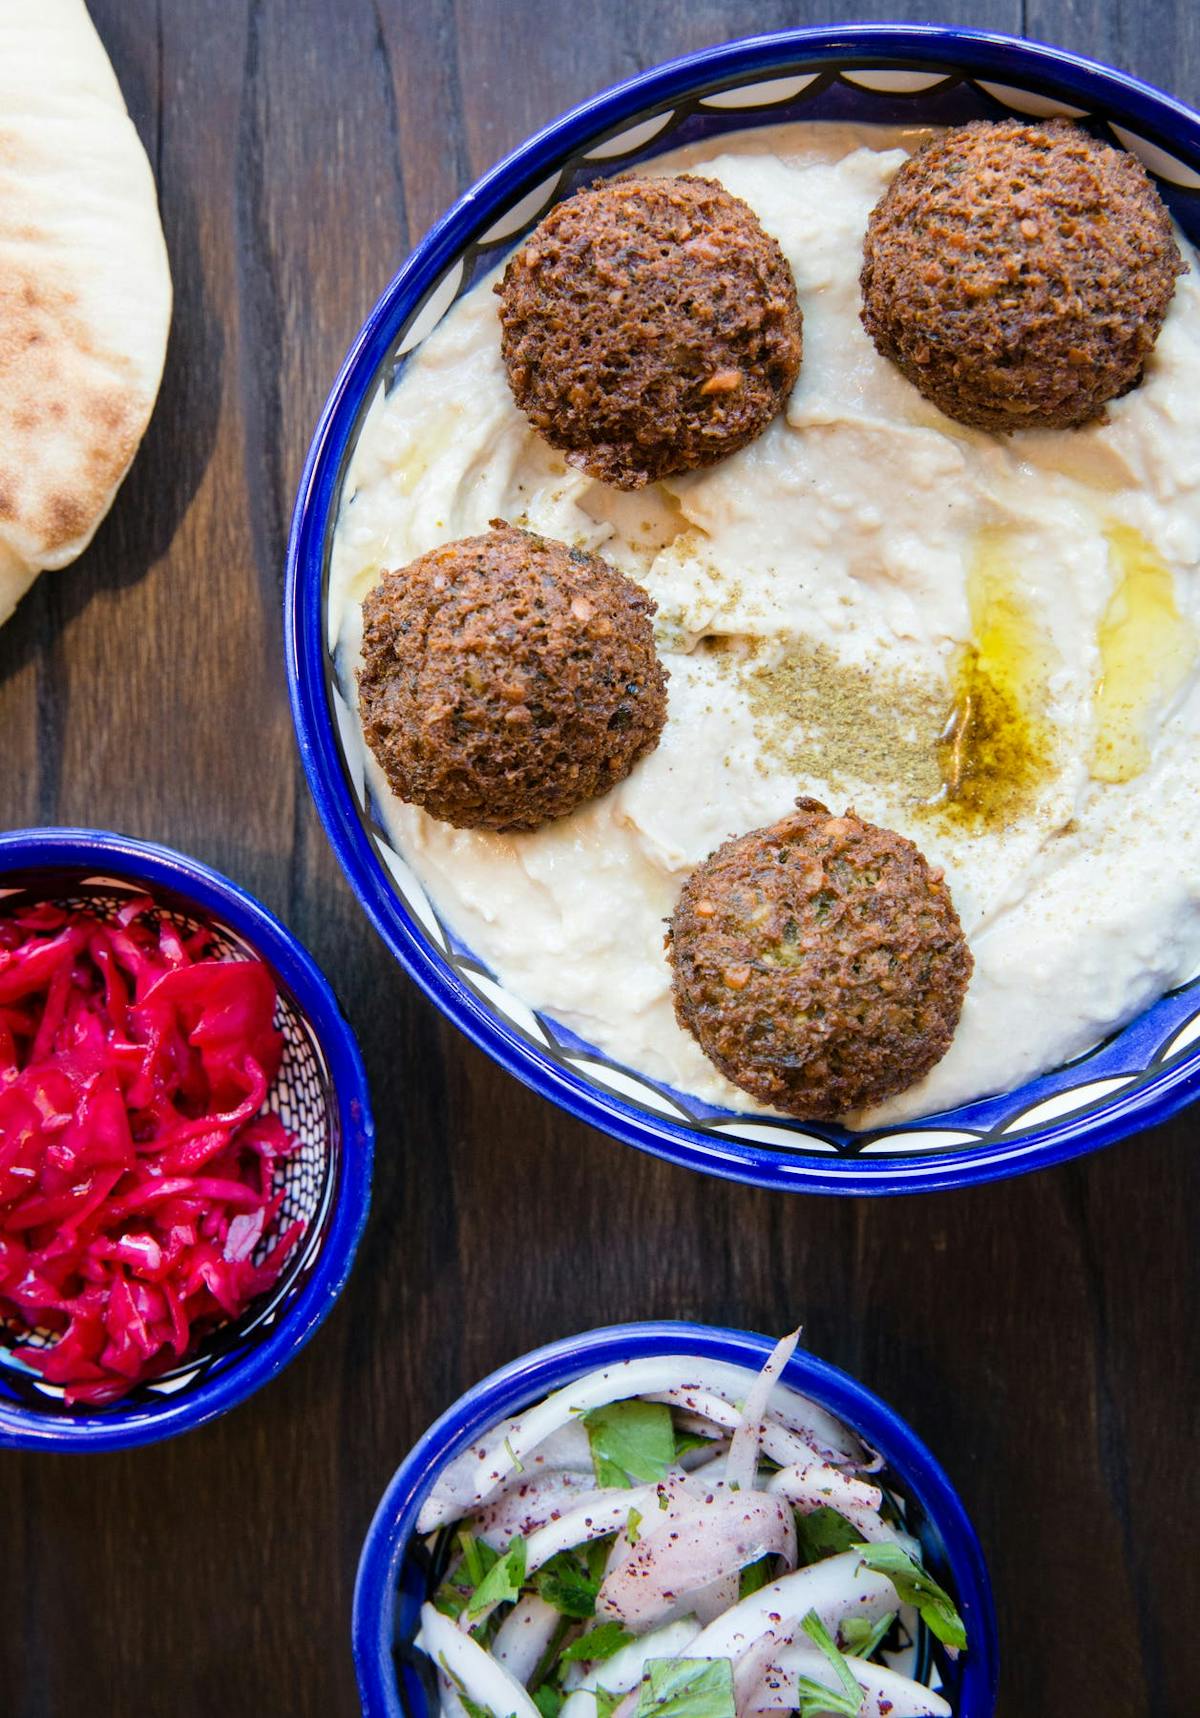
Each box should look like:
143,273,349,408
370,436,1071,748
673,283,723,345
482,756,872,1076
0,4,1197,1714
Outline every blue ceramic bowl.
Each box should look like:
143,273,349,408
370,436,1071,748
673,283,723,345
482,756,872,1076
352,1322,999,1717
286,25,1200,1195
0,828,374,1450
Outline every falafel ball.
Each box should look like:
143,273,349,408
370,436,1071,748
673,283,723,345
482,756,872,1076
860,119,1185,432
668,799,972,1119
496,174,803,489
358,523,667,832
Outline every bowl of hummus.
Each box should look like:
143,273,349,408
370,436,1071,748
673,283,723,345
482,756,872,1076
286,25,1200,1194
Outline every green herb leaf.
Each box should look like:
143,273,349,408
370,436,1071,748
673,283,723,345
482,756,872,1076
432,1580,468,1620
533,1689,563,1718
634,1658,736,1718
559,1622,635,1665
853,1543,967,1651
794,1675,861,1718
626,1508,643,1546
793,1508,861,1566
793,1610,863,1717
584,1399,675,1488
467,1535,527,1619
841,1611,895,1662
586,1538,613,1586
458,1695,497,1718
504,1436,526,1475
738,1556,771,1599
593,1688,622,1718
536,1550,600,1619
673,1431,714,1462
458,1531,500,1589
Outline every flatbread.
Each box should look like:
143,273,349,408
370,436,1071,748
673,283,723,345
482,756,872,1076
0,0,172,625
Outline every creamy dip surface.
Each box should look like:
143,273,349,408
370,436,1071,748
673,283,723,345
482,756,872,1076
329,122,1200,1127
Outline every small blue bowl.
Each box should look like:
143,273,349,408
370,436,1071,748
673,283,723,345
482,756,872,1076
352,1322,999,1717
0,828,374,1451
287,25,1200,1194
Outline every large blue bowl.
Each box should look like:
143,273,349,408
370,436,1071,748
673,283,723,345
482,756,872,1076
286,25,1200,1195
0,828,374,1451
352,1322,999,1717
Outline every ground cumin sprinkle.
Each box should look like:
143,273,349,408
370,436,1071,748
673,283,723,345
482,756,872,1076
738,638,947,801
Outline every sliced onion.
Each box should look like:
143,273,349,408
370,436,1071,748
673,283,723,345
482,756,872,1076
766,1460,898,1543
597,1490,797,1631
688,1551,897,1661
646,1389,851,1473
492,1594,563,1685
560,1692,598,1718
733,1627,786,1715
470,1468,599,1547
523,1483,667,1574
594,1474,701,1589
749,1646,952,1718
418,1356,862,1531
725,1330,800,1494
416,1603,540,1718
526,1420,594,1474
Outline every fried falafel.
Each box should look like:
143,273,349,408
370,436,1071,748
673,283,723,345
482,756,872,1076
496,174,803,489
358,523,667,832
860,118,1185,432
668,800,972,1119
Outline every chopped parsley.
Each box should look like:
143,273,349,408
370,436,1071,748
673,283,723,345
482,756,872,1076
672,1430,714,1462
458,1531,499,1588
634,1658,736,1718
559,1621,634,1665
434,1532,501,1619
584,1399,675,1487
626,1508,643,1546
467,1536,527,1619
535,1549,601,1619
794,1611,862,1718
738,1557,771,1599
794,1507,860,1565
842,1610,895,1662
853,1543,967,1651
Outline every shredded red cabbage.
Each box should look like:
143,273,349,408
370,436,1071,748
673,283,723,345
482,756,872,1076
0,899,305,1405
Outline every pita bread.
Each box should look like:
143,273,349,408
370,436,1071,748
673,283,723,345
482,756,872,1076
0,0,172,625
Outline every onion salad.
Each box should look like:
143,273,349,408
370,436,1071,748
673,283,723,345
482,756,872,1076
409,1336,966,1718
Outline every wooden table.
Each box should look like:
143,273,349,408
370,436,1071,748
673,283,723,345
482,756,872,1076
2,4,1197,1713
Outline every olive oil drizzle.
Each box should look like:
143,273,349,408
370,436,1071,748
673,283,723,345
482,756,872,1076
925,527,1055,830
1089,524,1197,784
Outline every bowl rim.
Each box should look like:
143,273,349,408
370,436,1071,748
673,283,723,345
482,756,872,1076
351,1320,1000,1718
0,826,375,1451
285,22,1200,1196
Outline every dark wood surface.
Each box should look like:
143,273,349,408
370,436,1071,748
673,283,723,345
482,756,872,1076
2,3,1198,1713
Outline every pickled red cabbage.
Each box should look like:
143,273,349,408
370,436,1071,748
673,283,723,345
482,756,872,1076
0,900,304,1404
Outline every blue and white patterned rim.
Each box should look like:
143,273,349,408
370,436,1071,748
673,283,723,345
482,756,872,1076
351,1322,1000,1718
286,26,1200,1196
0,829,375,1451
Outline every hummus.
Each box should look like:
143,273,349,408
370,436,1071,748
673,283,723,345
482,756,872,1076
329,122,1200,1126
